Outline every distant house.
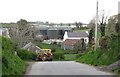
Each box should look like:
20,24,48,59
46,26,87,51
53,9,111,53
61,39,80,50
63,31,89,44
22,42,41,54
0,28,10,38
61,31,89,50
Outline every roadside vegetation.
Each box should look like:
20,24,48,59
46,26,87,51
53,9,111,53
64,54,78,61
76,14,120,74
17,49,37,61
2,37,26,75
113,68,120,74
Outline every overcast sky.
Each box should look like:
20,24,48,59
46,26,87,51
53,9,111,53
0,0,119,23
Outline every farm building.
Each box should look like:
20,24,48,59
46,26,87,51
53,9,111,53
22,42,41,54
61,31,89,50
35,26,72,39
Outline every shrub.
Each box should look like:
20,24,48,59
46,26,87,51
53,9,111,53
53,52,65,60
76,36,120,66
99,36,110,50
17,49,37,61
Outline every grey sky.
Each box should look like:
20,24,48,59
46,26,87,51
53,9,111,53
0,0,119,23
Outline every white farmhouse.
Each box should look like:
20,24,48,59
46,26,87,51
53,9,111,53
63,31,89,44
62,31,89,50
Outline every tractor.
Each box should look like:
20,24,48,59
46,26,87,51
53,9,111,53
35,49,53,61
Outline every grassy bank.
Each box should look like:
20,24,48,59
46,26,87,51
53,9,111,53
1,37,26,75
76,36,120,74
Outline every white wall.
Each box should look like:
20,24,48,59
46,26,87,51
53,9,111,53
63,31,68,41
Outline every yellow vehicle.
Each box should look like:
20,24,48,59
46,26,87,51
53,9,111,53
35,49,53,61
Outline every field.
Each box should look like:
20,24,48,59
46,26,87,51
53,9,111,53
64,54,78,61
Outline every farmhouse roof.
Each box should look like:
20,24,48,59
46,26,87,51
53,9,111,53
63,39,80,46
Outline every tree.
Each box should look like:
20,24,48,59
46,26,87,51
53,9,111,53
106,15,118,36
115,23,120,35
88,17,96,29
99,11,108,37
75,22,79,28
60,23,63,26
75,22,83,29
99,36,110,50
99,15,107,37
68,23,71,26
9,19,34,49
78,22,83,29
89,28,94,45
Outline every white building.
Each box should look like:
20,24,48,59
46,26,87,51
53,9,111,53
63,31,89,44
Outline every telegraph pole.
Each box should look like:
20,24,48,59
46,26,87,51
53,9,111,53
94,0,99,51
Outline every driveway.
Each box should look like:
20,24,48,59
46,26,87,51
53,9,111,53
25,61,115,75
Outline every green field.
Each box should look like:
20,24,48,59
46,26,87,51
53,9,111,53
64,54,78,61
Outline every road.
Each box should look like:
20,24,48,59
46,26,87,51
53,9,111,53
25,61,115,75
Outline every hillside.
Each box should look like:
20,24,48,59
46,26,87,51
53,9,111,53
1,37,26,75
76,36,120,74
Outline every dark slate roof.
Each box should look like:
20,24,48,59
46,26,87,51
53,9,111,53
68,31,88,37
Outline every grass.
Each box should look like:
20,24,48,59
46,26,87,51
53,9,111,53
76,36,120,66
2,36,26,75
64,54,78,61
34,41,51,49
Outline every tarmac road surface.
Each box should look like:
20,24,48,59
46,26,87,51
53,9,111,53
25,61,115,75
